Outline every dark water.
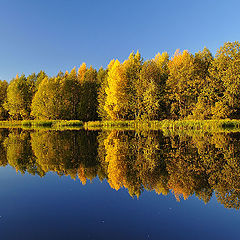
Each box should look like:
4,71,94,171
0,128,240,240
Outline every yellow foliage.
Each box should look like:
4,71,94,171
153,52,169,71
78,62,87,83
104,60,129,120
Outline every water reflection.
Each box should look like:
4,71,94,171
1,128,240,210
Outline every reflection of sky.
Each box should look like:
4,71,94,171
0,166,239,240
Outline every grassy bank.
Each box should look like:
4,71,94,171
0,120,83,130
0,119,240,131
84,119,240,131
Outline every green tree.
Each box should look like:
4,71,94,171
36,70,48,88
191,48,217,119
137,52,169,120
97,67,109,120
78,65,99,121
210,41,240,118
31,68,81,120
167,50,195,119
4,74,36,120
167,49,212,119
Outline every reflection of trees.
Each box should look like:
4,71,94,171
2,129,101,183
211,133,240,209
165,135,213,202
104,131,129,191
101,130,240,209
0,129,8,167
103,130,169,197
1,128,240,209
3,129,43,175
31,130,100,183
134,131,169,196
31,130,79,178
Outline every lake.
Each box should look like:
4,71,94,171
0,128,239,240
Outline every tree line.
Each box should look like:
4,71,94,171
1,41,240,121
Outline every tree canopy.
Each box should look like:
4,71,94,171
1,41,240,121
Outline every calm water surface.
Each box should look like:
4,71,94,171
0,129,239,240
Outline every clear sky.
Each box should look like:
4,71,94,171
0,0,239,81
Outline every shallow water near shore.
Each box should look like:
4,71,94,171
0,128,240,240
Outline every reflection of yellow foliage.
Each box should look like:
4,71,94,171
2,128,240,209
170,185,190,202
104,131,128,190
78,166,87,185
31,131,78,177
4,131,33,173
154,181,169,196
166,153,196,201
210,133,229,149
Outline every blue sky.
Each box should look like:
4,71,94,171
0,0,239,81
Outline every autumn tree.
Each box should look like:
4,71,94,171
104,60,129,120
167,48,213,119
36,70,48,88
122,51,143,119
31,75,59,119
136,52,169,120
103,52,143,120
167,50,195,118
209,41,240,118
77,62,87,83
0,80,9,120
97,67,109,120
31,68,81,120
77,65,99,121
4,74,36,120
191,48,216,119
64,67,82,119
